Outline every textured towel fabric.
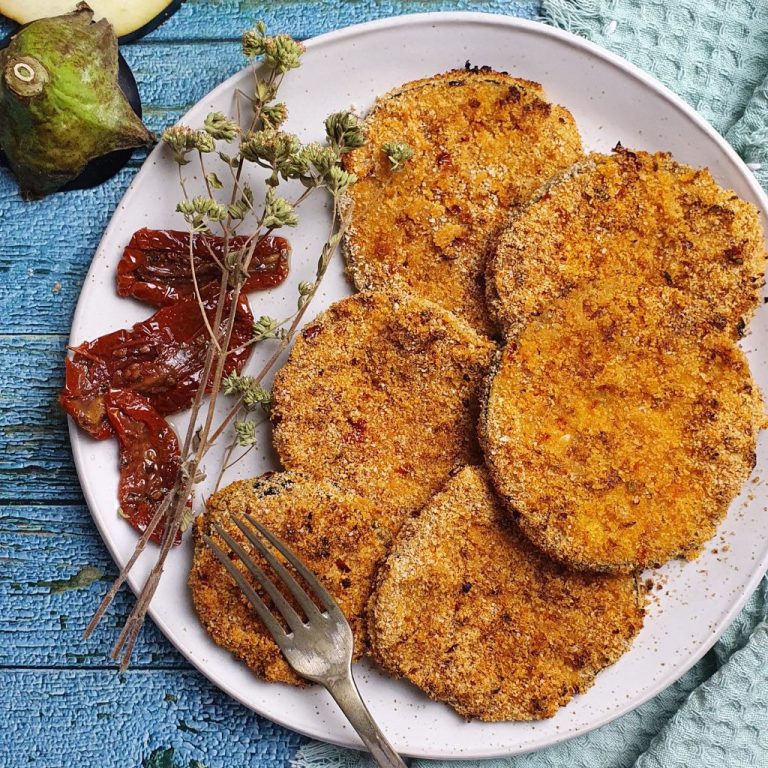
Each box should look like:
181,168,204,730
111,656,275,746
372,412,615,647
290,3,768,767
542,0,768,135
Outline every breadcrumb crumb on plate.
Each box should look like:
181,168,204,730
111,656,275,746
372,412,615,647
369,466,646,721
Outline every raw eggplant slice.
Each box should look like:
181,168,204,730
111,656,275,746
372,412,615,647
0,0,181,41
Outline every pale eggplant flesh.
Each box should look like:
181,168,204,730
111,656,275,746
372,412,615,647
0,0,181,41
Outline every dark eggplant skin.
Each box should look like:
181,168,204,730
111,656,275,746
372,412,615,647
117,0,183,44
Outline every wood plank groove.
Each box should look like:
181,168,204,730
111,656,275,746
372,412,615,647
0,1,538,45
0,2,544,764
0,336,82,500
0,668,304,768
0,503,190,668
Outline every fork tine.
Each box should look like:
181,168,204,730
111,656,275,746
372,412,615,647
231,516,322,620
244,514,340,614
212,524,306,633
203,534,287,642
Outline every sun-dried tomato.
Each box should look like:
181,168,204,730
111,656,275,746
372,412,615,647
105,389,185,545
60,288,253,439
117,228,290,306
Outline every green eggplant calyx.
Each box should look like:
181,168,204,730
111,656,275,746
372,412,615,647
3,55,49,99
0,4,154,199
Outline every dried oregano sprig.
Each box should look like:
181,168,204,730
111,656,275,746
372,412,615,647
84,22,364,670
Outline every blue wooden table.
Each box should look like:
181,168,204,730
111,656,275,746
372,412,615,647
0,2,539,766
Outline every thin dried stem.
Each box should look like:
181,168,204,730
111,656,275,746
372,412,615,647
86,38,361,667
201,237,226,272
189,231,222,351
177,163,192,203
111,488,186,670
82,485,177,639
199,151,216,202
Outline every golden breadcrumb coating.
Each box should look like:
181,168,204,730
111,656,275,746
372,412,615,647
341,67,583,336
188,472,392,686
481,279,765,572
271,291,496,534
368,466,645,721
487,147,767,339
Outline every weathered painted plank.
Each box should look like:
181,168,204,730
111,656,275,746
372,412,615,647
123,42,250,125
0,1,539,44
0,42,253,338
0,169,134,337
145,0,540,42
0,335,84,502
0,504,188,668
0,668,304,768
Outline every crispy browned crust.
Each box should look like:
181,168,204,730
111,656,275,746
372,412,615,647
188,472,392,686
368,466,645,721
270,291,496,535
341,67,584,336
480,278,765,572
486,147,767,340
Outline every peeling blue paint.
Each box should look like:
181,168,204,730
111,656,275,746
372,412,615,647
0,2,540,767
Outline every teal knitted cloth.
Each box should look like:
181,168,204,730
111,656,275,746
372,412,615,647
291,3,768,767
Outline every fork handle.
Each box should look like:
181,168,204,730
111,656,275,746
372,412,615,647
325,672,409,768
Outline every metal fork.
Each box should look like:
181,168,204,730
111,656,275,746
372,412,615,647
204,514,408,768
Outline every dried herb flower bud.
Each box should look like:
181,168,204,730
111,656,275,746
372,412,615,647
263,188,298,228
325,111,365,153
242,26,267,58
243,386,271,411
193,131,216,154
262,102,288,129
324,165,356,195
223,373,272,413
303,144,340,176
162,124,199,165
234,420,258,447
222,372,246,396
176,196,228,229
240,129,301,168
263,35,305,73
251,315,284,341
204,112,240,142
243,24,304,74
382,141,414,171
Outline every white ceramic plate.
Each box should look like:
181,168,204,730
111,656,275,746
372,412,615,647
68,12,768,760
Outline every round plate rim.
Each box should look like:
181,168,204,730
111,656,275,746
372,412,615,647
67,10,768,759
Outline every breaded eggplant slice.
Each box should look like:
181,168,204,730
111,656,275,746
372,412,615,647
189,471,392,686
369,466,645,721
481,279,765,572
487,146,767,339
271,291,496,534
341,68,583,336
